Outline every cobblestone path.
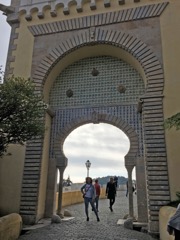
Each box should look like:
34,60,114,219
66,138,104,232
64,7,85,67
18,191,157,240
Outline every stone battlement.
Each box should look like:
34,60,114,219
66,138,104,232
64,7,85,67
18,0,143,19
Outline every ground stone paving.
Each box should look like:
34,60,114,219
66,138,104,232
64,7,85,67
18,191,157,240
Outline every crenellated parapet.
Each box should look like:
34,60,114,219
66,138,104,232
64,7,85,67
18,0,142,20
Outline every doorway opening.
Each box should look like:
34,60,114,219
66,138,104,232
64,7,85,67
63,123,131,184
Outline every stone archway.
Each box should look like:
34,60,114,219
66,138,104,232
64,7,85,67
20,29,170,232
46,112,147,222
53,112,138,160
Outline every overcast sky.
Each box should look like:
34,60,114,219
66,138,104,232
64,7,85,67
0,0,11,72
0,1,134,183
63,123,130,183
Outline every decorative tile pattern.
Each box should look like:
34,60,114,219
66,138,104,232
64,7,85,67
50,104,144,157
49,56,144,157
49,56,145,108
33,28,164,96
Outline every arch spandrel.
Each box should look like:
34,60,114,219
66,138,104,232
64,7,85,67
32,28,164,100
53,113,139,168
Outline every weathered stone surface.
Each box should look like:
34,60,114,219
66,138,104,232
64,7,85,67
51,214,62,223
0,213,22,240
124,218,133,230
64,209,72,217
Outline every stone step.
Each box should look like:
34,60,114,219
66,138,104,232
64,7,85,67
133,222,148,228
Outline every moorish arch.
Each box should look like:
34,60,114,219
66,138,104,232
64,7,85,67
20,28,169,233
53,113,138,160
53,113,139,219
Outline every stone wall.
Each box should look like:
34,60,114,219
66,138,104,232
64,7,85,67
60,188,106,208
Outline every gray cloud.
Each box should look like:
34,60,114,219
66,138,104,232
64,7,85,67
63,123,131,182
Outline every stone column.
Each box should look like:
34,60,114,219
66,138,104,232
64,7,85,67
56,157,68,216
57,166,65,215
127,166,134,218
45,158,57,217
136,157,148,222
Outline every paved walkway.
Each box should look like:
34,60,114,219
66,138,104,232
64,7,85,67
18,191,157,240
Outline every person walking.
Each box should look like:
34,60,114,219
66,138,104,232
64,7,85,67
167,203,180,239
94,179,101,212
106,177,116,212
81,177,100,222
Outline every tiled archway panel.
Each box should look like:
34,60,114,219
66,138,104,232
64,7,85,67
32,28,164,97
50,105,143,160
53,109,139,161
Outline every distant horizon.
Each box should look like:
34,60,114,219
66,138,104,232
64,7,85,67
60,173,135,184
61,123,135,183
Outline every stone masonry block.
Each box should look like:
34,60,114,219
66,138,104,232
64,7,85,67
0,214,22,240
76,6,83,13
63,7,69,15
119,0,125,5
50,10,57,17
104,0,111,8
149,190,170,196
25,14,32,21
37,12,44,19
90,2,96,10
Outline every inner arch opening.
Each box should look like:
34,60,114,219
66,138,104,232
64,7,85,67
63,123,130,184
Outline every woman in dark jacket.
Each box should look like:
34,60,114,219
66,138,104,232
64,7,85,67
106,177,116,212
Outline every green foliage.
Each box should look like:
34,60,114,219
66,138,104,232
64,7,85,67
0,75,46,157
164,113,180,130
